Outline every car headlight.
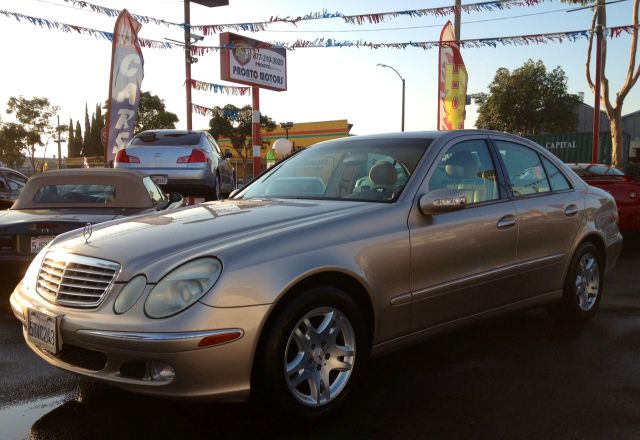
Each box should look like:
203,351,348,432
22,243,52,296
144,258,222,319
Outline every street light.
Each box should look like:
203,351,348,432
377,63,405,132
280,121,294,139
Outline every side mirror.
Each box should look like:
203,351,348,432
224,150,233,159
419,188,467,216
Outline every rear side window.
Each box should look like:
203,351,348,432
541,157,571,191
495,141,550,196
130,132,201,146
33,184,116,203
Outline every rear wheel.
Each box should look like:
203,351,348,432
548,242,603,324
254,287,367,418
205,174,221,201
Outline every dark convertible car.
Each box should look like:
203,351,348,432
0,168,184,271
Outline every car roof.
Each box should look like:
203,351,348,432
0,167,28,178
134,129,204,136
13,168,153,209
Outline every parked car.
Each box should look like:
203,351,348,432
0,168,184,267
115,130,235,200
0,167,28,209
11,131,622,418
569,163,639,233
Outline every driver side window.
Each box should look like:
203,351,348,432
428,139,500,205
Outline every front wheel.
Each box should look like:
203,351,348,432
254,287,367,418
548,242,604,324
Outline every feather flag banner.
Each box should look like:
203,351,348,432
438,21,468,130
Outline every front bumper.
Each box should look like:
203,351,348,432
10,280,270,401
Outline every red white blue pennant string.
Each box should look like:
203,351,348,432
1,9,635,52
0,9,178,49
192,104,252,119
190,79,251,96
58,0,550,34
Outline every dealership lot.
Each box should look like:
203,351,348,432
0,236,638,439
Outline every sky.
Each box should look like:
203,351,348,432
0,0,638,158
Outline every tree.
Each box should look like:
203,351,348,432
74,121,83,157
67,118,77,157
82,104,91,156
0,122,27,168
134,91,179,133
208,104,276,172
6,96,58,173
473,60,582,135
562,0,640,167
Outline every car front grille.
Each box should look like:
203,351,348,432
37,252,120,308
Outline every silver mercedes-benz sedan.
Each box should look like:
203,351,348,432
10,130,622,418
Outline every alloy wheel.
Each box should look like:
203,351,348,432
575,253,600,312
284,307,356,407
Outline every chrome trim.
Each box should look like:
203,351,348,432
77,328,244,342
36,251,121,309
412,253,565,302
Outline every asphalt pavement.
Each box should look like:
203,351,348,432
0,236,638,439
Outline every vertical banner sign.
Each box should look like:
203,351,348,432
438,21,468,130
105,9,144,163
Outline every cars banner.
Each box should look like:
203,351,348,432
437,20,467,130
105,9,144,163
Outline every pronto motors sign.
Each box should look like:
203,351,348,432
220,32,287,92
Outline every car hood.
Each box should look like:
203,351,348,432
52,199,382,279
0,208,136,234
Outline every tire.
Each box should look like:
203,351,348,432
254,286,367,419
205,174,221,201
548,242,604,324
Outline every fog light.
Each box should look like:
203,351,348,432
149,361,175,381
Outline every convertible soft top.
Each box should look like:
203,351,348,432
12,168,154,209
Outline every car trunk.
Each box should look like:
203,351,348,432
121,145,207,170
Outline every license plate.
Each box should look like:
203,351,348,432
27,308,60,354
31,236,55,254
151,175,168,185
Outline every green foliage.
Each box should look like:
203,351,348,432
5,96,59,172
82,104,91,156
135,91,179,133
74,121,83,157
473,59,582,135
67,118,75,157
0,122,27,167
208,104,276,167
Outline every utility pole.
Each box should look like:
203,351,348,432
184,0,193,131
592,0,604,164
56,115,62,169
454,0,461,41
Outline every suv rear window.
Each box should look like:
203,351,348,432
130,132,201,146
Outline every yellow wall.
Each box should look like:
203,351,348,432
215,119,351,159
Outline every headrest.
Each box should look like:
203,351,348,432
369,161,397,186
444,151,480,179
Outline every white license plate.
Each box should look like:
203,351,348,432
27,308,60,354
151,175,168,185
31,236,55,254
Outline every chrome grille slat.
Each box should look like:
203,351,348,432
57,273,113,283
36,252,120,308
58,282,107,291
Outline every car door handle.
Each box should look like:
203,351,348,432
564,204,578,217
497,214,517,229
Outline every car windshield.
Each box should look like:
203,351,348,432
32,184,116,204
239,137,432,202
574,164,625,177
130,132,201,146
